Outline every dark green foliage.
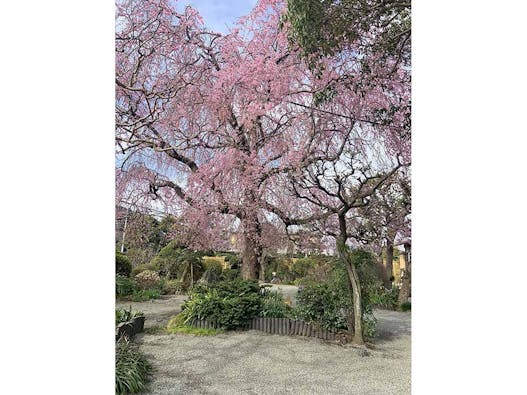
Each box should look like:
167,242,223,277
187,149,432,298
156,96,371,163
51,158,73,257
369,286,399,310
264,256,293,282
131,289,160,302
285,0,411,62
223,253,241,269
290,257,316,278
181,279,263,329
150,242,204,282
264,255,336,284
115,339,152,395
116,275,137,296
219,268,240,281
293,248,381,337
259,290,292,318
116,307,144,326
400,301,411,311
293,283,348,330
116,252,132,277
201,258,223,284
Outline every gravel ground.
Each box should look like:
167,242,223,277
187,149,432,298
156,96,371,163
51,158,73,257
120,293,411,394
116,295,187,329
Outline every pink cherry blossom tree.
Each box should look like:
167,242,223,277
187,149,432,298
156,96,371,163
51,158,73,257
115,0,411,282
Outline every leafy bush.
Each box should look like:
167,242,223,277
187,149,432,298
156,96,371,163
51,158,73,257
116,252,132,277
369,286,399,309
293,283,348,330
400,301,411,311
219,268,240,281
292,249,382,337
202,257,224,274
264,256,293,283
131,289,161,302
116,275,137,297
116,306,144,326
260,290,292,318
200,257,224,284
290,257,316,278
150,242,204,281
181,279,263,329
115,339,152,395
362,314,377,338
161,279,184,295
131,262,157,277
134,270,161,290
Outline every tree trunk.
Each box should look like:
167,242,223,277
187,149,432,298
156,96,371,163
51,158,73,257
385,238,394,289
259,251,267,282
398,243,411,307
240,216,261,280
337,231,364,345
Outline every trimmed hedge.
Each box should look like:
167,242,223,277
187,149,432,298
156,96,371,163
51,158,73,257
116,252,132,277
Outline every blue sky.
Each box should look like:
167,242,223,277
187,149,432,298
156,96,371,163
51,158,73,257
175,0,258,33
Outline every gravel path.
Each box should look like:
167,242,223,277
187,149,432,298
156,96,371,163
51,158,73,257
116,295,187,329
122,294,411,394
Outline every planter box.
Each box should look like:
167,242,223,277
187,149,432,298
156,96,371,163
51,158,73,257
116,316,145,340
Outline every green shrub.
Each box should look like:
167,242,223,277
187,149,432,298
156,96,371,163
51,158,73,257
131,262,157,277
369,286,399,309
202,258,223,274
290,257,316,278
264,256,293,283
181,279,263,329
150,242,204,281
200,258,223,284
116,306,144,326
260,290,292,318
293,283,348,330
362,314,377,338
161,279,184,295
134,270,161,290
116,252,132,277
219,268,239,281
115,339,152,395
292,249,382,337
400,301,411,311
116,275,137,297
131,289,161,302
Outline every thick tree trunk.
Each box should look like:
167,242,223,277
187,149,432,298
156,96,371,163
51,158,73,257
398,243,411,307
385,238,394,289
240,216,261,280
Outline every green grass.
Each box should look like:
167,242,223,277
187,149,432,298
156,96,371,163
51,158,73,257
115,339,152,395
166,315,223,336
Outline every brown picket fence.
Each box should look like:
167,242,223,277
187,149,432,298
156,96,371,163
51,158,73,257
189,317,349,344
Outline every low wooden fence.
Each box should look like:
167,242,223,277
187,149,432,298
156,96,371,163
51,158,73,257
189,317,349,344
